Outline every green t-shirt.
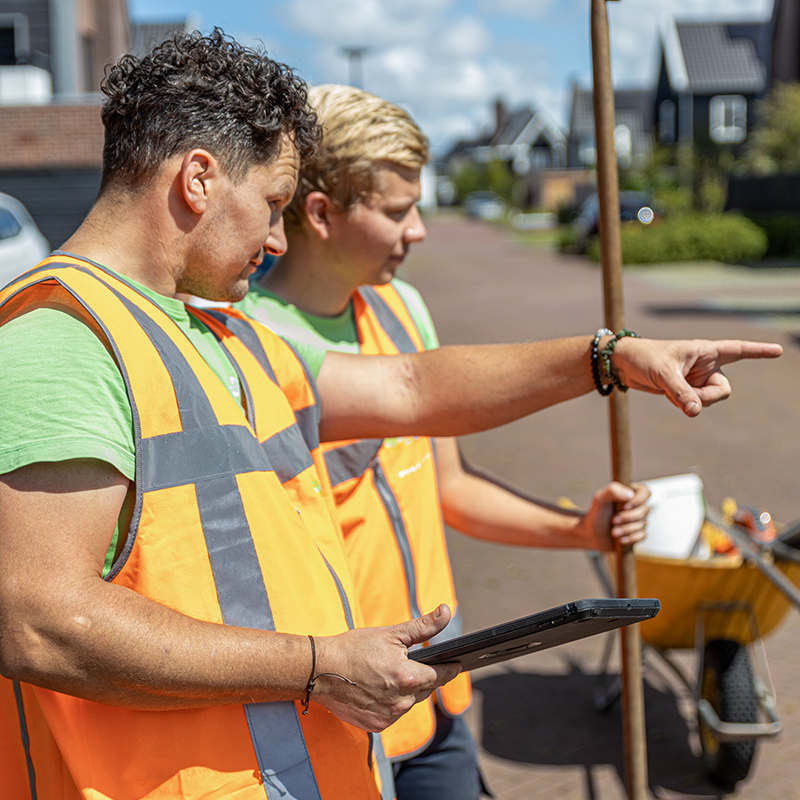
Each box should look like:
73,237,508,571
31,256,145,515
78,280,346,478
236,278,440,366
0,260,246,574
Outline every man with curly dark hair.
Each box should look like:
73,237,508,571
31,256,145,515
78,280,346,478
0,27,782,800
0,30,460,800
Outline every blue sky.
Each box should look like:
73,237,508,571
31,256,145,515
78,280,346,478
127,0,773,155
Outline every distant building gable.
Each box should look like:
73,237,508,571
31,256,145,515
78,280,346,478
656,16,770,148
567,85,654,169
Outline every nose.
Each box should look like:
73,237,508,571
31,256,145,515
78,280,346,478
265,214,289,257
403,205,427,245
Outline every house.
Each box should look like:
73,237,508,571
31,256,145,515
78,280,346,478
655,18,769,149
770,0,800,84
442,99,579,209
567,85,655,170
0,1,190,247
472,100,567,174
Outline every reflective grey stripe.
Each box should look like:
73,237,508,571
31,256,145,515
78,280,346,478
12,681,37,800
372,458,422,619
294,405,320,454
370,733,396,800
359,286,419,355
207,310,323,454
201,309,279,386
246,703,320,800
317,548,355,630
141,425,271,490
429,605,463,645
263,425,315,484
324,439,383,487
280,337,322,452
197,473,321,799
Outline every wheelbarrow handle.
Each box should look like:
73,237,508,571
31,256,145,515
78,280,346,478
707,508,800,614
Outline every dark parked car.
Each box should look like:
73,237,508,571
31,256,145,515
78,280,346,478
572,191,657,253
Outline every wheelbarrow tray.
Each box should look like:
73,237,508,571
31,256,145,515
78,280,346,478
635,552,800,650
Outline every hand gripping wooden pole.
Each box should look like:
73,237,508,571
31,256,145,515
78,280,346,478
590,1,649,798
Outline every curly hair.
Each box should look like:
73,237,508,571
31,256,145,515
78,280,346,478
284,84,429,230
99,29,320,193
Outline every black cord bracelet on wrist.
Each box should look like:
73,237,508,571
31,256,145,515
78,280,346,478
591,328,614,396
302,634,358,715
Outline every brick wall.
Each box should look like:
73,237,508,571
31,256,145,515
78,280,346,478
0,103,103,169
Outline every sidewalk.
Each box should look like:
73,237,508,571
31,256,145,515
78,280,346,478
402,214,800,799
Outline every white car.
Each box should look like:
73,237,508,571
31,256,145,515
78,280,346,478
0,193,51,289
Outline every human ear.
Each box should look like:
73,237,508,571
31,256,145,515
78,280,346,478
180,150,219,214
304,192,337,240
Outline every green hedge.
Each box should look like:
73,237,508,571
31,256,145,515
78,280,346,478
745,213,800,259
587,214,768,265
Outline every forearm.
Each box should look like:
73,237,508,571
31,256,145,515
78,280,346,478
318,336,595,442
435,438,597,549
1,575,312,710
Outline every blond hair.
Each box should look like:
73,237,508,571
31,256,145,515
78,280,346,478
285,84,430,229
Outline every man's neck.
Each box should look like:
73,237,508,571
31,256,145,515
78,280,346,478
260,234,356,317
61,192,181,298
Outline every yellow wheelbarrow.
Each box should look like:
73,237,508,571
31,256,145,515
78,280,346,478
589,477,800,792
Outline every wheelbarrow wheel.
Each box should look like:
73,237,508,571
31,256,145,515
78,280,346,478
698,639,758,790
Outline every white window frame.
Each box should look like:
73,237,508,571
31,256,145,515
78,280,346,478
709,95,747,144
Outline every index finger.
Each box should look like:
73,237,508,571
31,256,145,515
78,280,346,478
713,340,783,365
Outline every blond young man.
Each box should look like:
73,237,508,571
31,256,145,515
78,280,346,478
235,86,671,798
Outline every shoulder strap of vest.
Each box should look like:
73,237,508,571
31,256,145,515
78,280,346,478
357,284,421,354
196,307,322,454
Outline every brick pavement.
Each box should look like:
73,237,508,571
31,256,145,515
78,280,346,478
400,214,800,799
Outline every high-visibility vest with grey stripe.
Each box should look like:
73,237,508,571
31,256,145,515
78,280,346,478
0,259,386,800
245,280,475,762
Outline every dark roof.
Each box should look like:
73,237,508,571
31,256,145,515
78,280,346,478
676,22,767,93
491,108,535,146
569,87,655,138
130,20,192,57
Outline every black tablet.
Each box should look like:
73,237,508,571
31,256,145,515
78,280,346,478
409,598,660,671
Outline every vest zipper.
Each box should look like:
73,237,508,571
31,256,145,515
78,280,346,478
371,457,423,619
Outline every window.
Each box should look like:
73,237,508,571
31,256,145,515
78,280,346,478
0,13,30,65
614,124,632,167
0,26,15,65
578,136,596,167
710,95,747,143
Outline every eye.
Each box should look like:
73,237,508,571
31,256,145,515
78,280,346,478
388,206,413,221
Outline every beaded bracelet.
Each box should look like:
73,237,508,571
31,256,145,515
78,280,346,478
591,328,614,396
302,634,357,715
601,328,640,392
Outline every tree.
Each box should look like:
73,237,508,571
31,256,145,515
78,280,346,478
744,81,800,174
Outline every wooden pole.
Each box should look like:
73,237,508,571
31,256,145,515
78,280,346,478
589,2,649,798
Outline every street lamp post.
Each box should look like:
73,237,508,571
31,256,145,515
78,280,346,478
340,46,369,89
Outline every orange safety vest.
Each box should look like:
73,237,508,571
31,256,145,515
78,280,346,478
319,283,472,761
0,257,393,800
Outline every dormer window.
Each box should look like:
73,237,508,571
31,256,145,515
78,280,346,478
709,95,747,143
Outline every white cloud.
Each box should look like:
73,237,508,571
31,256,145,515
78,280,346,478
440,17,491,58
288,0,451,46
285,0,775,154
477,0,555,19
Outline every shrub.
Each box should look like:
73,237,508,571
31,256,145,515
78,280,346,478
587,214,768,265
745,213,800,259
